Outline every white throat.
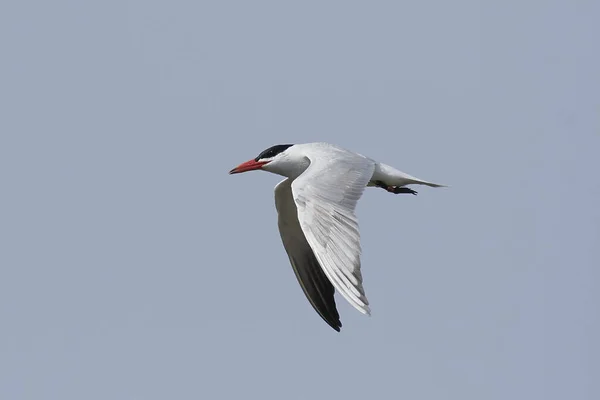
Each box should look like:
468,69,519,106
262,149,310,180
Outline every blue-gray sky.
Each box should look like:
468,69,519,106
1,1,598,399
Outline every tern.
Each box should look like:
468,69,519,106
229,142,445,332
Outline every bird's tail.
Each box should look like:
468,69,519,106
376,163,448,188
407,178,447,188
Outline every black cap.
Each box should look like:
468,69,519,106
254,144,294,161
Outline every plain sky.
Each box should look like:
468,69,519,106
1,1,598,399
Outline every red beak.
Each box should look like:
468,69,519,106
229,159,268,174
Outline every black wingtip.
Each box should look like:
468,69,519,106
329,319,342,332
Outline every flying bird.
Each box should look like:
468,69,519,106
229,142,445,332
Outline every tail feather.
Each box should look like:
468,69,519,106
376,163,447,188
407,179,447,188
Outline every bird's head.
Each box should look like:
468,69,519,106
229,144,296,175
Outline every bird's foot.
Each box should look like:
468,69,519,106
374,181,418,195
389,187,418,195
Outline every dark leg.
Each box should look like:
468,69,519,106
390,187,418,195
373,180,418,195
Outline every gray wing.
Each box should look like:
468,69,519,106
290,147,376,316
274,178,342,331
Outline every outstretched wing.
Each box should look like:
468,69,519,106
274,179,342,331
290,148,375,315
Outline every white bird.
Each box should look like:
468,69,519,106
229,142,445,332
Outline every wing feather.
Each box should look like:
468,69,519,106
290,147,375,315
274,179,342,331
